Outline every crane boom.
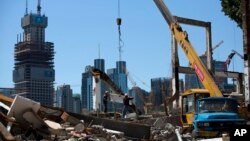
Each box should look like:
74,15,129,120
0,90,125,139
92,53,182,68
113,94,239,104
154,0,222,97
225,49,244,69
232,49,244,59
212,40,224,51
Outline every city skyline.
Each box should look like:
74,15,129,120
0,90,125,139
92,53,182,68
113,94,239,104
0,0,244,93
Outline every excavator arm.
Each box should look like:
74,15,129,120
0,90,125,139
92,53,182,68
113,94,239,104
154,0,223,97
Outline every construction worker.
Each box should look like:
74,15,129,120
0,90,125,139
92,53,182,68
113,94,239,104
103,91,110,113
122,93,134,118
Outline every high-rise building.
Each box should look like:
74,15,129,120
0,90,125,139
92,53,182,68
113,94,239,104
81,60,128,112
185,55,233,92
129,87,149,113
81,59,107,112
72,94,81,114
0,88,15,98
105,61,128,112
56,84,73,112
214,60,228,90
115,61,128,93
13,1,54,106
81,66,93,111
107,68,116,82
94,59,107,112
94,59,105,72
151,77,172,106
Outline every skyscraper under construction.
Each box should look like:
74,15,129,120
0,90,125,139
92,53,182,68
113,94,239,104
13,0,55,106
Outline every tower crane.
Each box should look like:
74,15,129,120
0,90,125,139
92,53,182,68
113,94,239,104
204,40,224,55
212,40,224,51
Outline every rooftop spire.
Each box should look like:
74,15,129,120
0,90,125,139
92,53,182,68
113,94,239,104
25,0,28,15
98,44,101,59
37,0,41,15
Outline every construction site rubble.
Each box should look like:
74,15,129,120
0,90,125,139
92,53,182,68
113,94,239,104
131,115,183,141
1,94,192,141
0,95,151,141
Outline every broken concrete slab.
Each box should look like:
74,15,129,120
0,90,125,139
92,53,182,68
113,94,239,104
23,109,44,128
69,112,151,139
7,95,41,125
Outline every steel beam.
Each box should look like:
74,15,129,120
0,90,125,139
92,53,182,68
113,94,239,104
174,16,213,73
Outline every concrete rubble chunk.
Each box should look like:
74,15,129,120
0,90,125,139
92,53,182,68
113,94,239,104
74,122,85,133
7,95,41,127
44,119,63,130
0,122,15,141
105,128,124,137
65,127,75,131
22,109,44,128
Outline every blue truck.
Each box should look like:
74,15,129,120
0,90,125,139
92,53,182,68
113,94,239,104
192,97,246,137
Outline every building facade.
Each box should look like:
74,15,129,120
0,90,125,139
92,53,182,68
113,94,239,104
81,59,107,112
151,77,172,107
56,84,73,112
185,55,234,92
81,67,93,111
0,88,15,98
115,61,128,93
72,94,81,113
13,2,54,106
81,60,128,113
129,87,149,113
94,59,105,72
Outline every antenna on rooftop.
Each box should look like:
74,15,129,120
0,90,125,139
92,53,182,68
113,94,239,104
37,0,41,15
19,33,21,42
25,0,28,15
98,44,101,59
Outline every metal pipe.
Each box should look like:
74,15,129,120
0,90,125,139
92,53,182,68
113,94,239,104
175,128,183,141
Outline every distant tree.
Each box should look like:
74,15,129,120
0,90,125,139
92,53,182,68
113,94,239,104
220,0,242,28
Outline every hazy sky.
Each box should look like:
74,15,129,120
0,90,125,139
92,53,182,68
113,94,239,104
0,0,243,93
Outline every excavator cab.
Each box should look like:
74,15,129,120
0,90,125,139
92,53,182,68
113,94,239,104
181,89,210,129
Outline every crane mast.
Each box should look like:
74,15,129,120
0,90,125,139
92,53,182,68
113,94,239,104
154,0,223,97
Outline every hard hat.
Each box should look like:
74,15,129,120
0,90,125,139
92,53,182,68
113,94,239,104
125,93,128,96
105,91,109,93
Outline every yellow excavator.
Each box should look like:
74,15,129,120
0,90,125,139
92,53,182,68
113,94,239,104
154,0,248,138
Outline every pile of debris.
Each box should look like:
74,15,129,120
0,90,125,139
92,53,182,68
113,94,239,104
0,95,141,141
134,115,183,141
1,94,186,141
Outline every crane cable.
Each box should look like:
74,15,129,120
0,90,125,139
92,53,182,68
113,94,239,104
117,0,124,61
